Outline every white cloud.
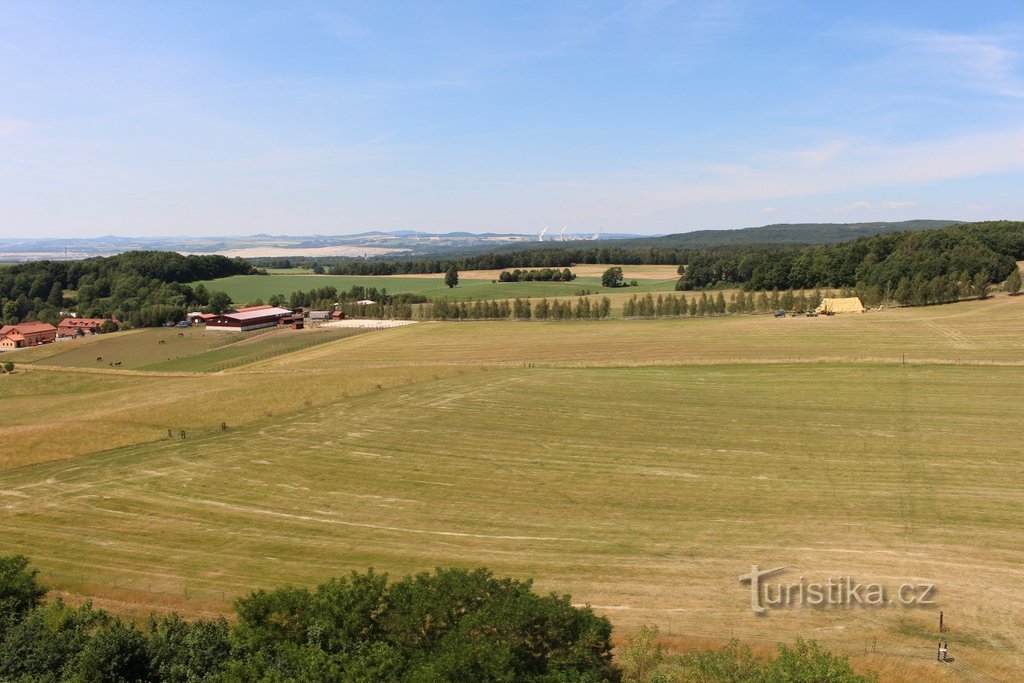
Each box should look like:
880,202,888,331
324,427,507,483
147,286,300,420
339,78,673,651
637,125,1024,210
848,27,1024,100
905,30,1024,98
759,206,777,213
880,200,916,209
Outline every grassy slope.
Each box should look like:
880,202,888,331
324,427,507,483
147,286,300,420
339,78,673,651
2,295,1023,680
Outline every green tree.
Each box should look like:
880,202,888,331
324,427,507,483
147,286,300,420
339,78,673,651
601,267,624,288
0,555,46,636
208,291,233,314
2,300,17,324
2,362,13,374
761,637,876,682
99,319,119,334
974,270,992,300
1005,267,1022,295
73,619,151,682
619,624,663,683
444,265,459,289
146,614,231,682
46,281,64,308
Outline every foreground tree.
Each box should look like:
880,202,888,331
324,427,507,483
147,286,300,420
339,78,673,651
0,555,46,636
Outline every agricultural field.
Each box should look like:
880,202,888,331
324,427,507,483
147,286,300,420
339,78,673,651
2,295,1023,680
8,325,367,372
194,266,680,305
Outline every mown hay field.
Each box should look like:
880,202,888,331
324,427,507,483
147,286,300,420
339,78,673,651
259,294,1024,370
2,295,1023,680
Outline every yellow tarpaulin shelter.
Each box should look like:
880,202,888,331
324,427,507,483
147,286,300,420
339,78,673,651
815,297,864,314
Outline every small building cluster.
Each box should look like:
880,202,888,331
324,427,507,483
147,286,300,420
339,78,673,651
0,322,58,349
1,316,120,351
57,317,118,337
190,305,346,331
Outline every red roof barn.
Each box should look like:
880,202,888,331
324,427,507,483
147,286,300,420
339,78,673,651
204,307,293,332
57,318,116,337
0,322,58,349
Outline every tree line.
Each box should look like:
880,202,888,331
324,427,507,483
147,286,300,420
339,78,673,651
0,252,254,327
0,555,615,681
423,296,612,320
498,268,576,282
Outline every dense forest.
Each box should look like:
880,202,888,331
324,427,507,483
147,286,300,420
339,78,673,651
676,221,1024,293
0,252,255,327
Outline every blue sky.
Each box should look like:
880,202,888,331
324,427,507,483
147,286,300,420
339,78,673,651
2,1,1024,237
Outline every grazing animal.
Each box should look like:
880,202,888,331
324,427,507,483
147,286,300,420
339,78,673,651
158,340,166,345
115,361,122,366
177,333,184,337
96,357,102,362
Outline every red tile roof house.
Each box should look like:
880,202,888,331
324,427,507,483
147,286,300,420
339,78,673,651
0,322,58,349
204,307,293,332
56,318,116,338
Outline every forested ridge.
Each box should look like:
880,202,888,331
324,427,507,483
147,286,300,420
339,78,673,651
0,251,255,327
677,221,1024,291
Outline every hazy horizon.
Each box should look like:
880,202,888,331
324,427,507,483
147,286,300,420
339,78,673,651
3,2,1023,238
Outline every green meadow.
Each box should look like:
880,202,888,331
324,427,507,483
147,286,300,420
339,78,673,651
194,272,679,305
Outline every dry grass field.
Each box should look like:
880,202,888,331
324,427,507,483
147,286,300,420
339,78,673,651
2,295,1023,681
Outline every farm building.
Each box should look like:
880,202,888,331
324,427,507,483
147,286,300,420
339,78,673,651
330,311,346,320
204,306,293,332
57,317,116,337
815,297,865,314
308,310,330,320
0,322,58,349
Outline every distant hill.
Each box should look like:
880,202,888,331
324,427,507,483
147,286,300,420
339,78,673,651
418,220,961,260
599,220,960,250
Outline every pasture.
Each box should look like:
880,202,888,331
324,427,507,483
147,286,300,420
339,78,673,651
9,326,368,373
194,267,679,305
2,295,1023,680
